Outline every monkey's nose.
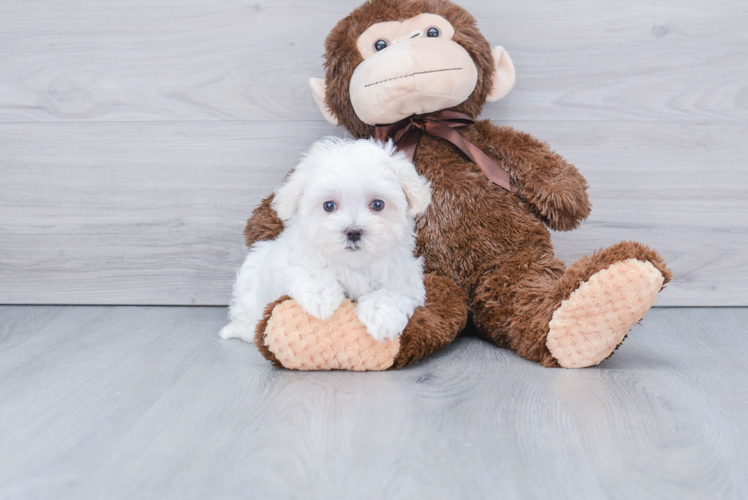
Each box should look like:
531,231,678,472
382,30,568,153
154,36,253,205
345,228,363,242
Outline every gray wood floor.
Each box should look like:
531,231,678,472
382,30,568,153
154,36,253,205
1,306,747,499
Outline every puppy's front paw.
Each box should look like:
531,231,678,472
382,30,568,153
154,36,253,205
219,321,254,342
355,295,409,342
295,287,345,322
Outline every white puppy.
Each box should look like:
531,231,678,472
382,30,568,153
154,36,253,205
220,138,431,343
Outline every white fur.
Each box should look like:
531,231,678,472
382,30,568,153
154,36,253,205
220,138,431,343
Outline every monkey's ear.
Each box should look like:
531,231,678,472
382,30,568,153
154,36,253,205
486,46,516,102
309,78,339,125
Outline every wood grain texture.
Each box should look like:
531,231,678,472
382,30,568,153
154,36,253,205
0,305,747,499
0,0,746,306
1,120,746,306
0,0,745,123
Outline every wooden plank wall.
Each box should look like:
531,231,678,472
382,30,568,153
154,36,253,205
1,0,746,306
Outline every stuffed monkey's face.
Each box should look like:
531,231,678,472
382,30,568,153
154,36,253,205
310,5,516,132
349,14,477,125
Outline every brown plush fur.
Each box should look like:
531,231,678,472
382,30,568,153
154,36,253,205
244,193,283,248
390,273,468,369
245,0,671,369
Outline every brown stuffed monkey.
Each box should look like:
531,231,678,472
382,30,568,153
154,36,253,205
247,0,672,370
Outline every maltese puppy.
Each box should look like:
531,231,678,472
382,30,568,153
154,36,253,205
220,138,431,343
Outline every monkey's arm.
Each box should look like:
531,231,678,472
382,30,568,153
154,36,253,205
244,193,285,247
476,120,591,231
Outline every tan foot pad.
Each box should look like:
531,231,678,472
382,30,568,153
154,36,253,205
263,298,400,371
546,259,664,368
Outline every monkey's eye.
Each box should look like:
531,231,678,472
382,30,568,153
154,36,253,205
323,201,337,212
374,39,388,51
426,27,440,38
370,200,385,211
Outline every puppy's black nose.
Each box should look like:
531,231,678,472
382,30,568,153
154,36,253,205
345,228,363,242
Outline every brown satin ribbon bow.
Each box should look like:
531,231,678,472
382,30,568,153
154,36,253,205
373,110,512,191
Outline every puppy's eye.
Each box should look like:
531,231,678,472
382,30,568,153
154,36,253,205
323,201,337,212
374,39,388,51
426,27,440,38
370,200,385,211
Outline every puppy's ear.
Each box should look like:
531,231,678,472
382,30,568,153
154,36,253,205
386,148,432,217
272,167,310,221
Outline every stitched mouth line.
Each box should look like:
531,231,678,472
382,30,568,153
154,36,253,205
364,67,463,88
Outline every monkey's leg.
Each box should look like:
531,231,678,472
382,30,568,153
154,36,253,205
254,273,468,371
472,241,671,368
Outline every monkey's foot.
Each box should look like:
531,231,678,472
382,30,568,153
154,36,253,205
254,274,468,371
255,297,400,371
546,258,665,368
